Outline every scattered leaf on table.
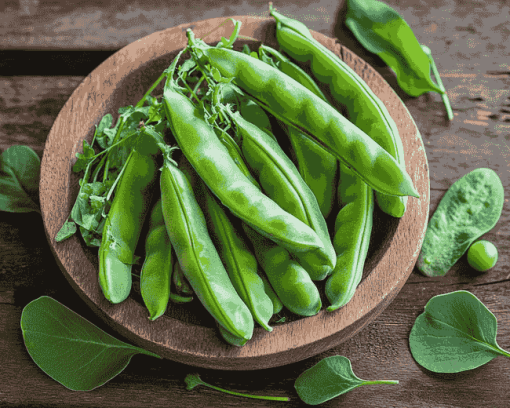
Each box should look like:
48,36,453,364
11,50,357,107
409,290,510,373
21,296,161,391
0,145,41,213
294,355,398,405
345,0,444,97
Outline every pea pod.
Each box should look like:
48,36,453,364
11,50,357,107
187,30,419,199
326,163,374,311
243,224,322,317
160,155,254,340
185,157,273,332
98,149,157,304
227,109,336,280
255,45,339,219
417,168,504,277
260,272,283,315
172,256,193,296
218,323,249,347
169,261,194,303
162,84,325,254
270,6,408,217
140,199,173,320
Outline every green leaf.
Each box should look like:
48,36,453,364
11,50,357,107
55,220,78,242
1,145,41,199
20,296,160,391
294,356,398,405
72,140,96,173
0,146,40,213
409,290,510,373
345,0,444,96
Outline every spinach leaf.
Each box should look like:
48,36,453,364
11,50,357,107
409,290,510,373
345,0,443,97
0,145,41,213
21,296,161,391
294,355,398,405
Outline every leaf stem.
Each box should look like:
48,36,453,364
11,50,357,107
362,380,399,386
185,374,290,402
421,44,454,121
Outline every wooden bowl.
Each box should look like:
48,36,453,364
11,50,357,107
40,16,429,370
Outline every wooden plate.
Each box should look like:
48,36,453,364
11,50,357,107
40,16,429,370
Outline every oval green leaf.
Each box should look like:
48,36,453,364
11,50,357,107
295,355,398,405
409,290,510,373
345,0,444,96
21,296,160,391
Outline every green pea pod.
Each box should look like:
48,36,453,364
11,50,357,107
214,127,261,189
243,224,322,317
326,163,374,311
140,199,173,320
191,163,273,332
270,6,408,218
172,256,193,296
169,262,194,304
258,44,328,102
260,272,283,315
344,0,444,96
256,45,338,219
163,85,325,254
187,31,419,199
416,168,504,277
284,126,338,220
228,110,336,280
160,156,254,340
98,149,157,304
218,323,249,347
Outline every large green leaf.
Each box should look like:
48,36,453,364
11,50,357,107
21,296,160,391
294,356,398,405
409,291,510,373
345,0,443,97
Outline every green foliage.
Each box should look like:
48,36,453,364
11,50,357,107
0,145,41,213
409,290,510,373
55,92,168,246
345,0,443,97
21,296,160,391
294,355,398,405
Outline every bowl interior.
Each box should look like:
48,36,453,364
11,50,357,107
70,38,399,328
41,16,428,370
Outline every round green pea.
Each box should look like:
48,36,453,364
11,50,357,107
467,240,498,272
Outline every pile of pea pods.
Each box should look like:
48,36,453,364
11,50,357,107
97,14,419,347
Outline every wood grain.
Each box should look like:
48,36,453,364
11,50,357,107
1,0,510,406
39,16,428,370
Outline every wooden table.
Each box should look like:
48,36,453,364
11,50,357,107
1,0,509,406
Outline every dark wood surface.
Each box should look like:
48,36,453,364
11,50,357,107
1,0,509,406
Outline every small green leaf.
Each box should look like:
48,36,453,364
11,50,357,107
345,0,444,96
21,296,160,391
295,356,398,405
73,140,96,173
409,290,510,373
55,220,78,242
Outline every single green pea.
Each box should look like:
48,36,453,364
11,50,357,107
467,240,498,272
